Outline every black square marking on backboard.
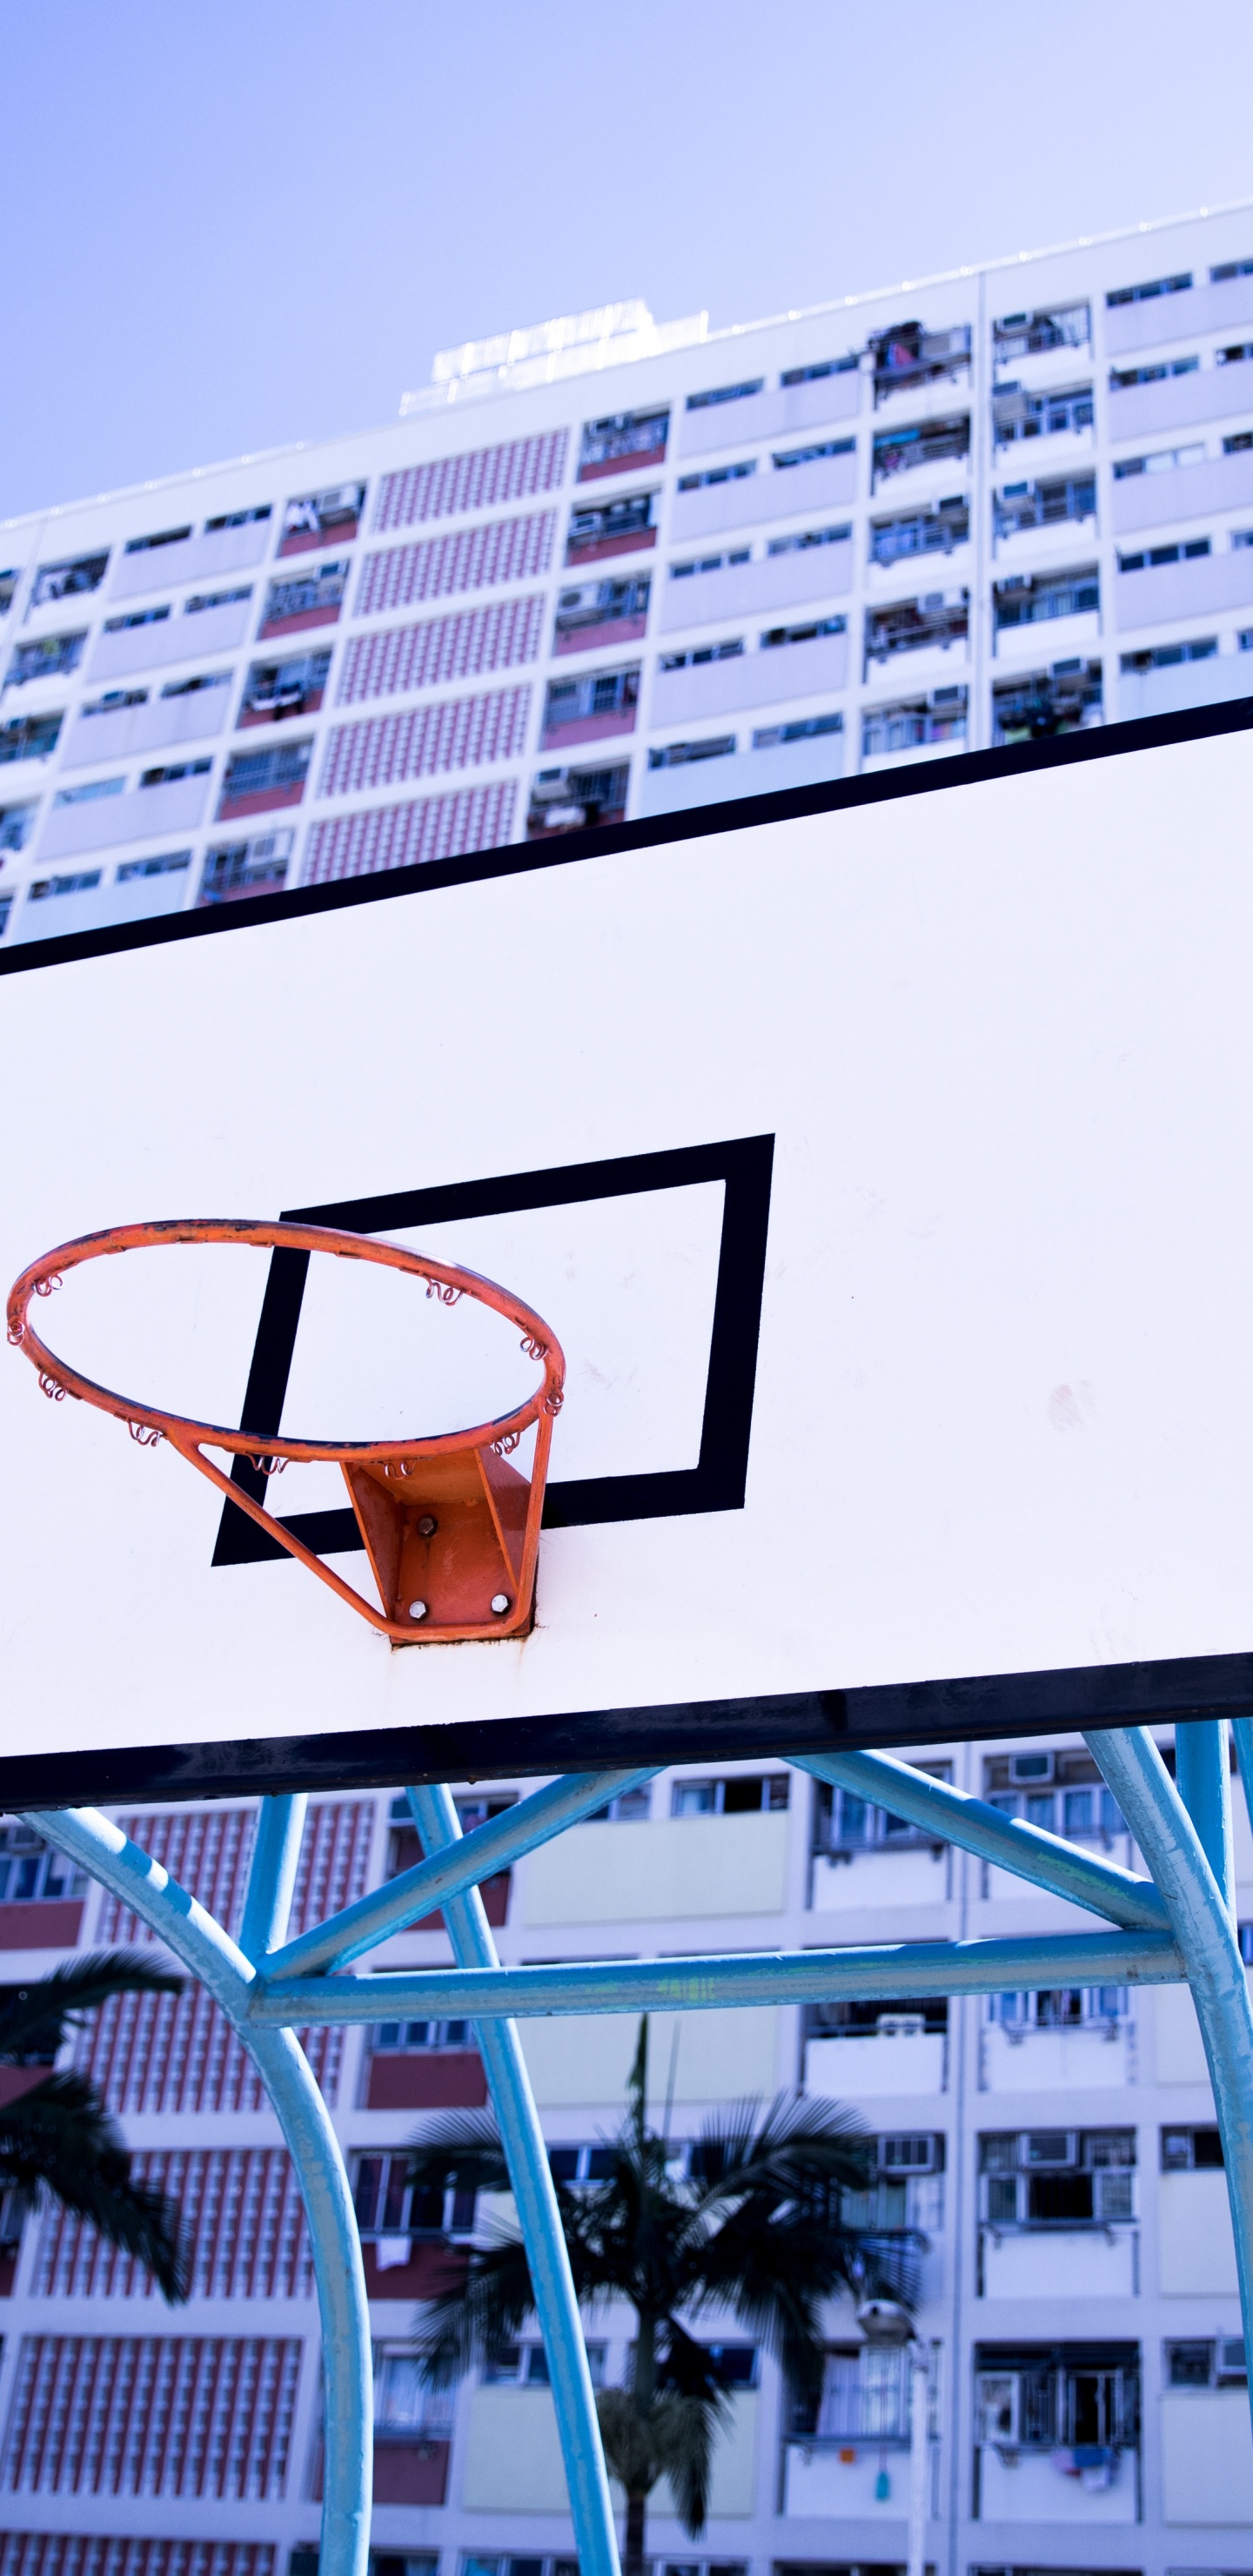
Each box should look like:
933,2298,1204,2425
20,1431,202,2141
211,1134,775,1568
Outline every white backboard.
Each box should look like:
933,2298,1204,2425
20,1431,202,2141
4,711,1253,1801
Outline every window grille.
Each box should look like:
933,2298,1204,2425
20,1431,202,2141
865,594,968,661
577,412,667,478
991,662,1103,744
302,781,517,887
870,322,971,402
0,1825,84,1902
260,566,348,631
30,556,108,610
526,766,627,836
375,434,568,533
995,476,1096,538
566,493,659,557
320,688,531,799
1108,272,1192,305
0,713,63,764
6,634,85,687
862,691,968,757
1161,2125,1223,2170
687,380,764,412
1,2338,303,2498
993,386,1094,444
981,1755,1124,1836
219,742,312,802
987,1988,1128,2035
542,668,640,729
994,305,1090,360
553,578,650,647
338,597,543,704
670,1775,789,1816
239,651,332,721
993,570,1098,627
980,2130,1136,2226
1110,359,1200,392
353,2150,477,2240
0,2544,275,2576
358,513,556,618
647,738,736,770
870,500,968,565
198,831,292,905
35,2151,313,2302
974,2345,1140,2452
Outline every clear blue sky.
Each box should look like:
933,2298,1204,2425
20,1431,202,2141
3,0,1250,522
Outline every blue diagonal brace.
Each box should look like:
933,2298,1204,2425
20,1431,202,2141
795,1748,1168,1928
264,1768,658,1981
406,1784,621,2576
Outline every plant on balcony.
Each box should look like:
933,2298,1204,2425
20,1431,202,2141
0,1954,189,2299
407,2016,906,2576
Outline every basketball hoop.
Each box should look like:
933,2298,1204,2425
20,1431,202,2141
6,1220,566,1646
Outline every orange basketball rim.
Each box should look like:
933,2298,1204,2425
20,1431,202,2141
7,1219,566,1647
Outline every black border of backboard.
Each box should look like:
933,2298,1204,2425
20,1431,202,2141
210,1136,775,1564
3,696,1253,1803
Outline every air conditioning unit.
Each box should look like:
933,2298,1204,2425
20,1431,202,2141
1009,1752,1055,1786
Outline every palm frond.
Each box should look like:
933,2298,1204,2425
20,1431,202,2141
405,2110,511,2200
0,1954,183,2065
0,2070,187,2302
412,2233,534,2386
595,2385,720,2540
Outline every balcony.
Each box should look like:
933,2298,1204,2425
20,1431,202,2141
807,2009,948,2100
975,2441,1138,2523
979,2225,1138,2300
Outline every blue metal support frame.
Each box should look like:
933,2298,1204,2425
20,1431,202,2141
25,1726,1253,2558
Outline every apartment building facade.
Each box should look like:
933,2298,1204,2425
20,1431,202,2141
4,205,1253,947
0,1739,1247,2576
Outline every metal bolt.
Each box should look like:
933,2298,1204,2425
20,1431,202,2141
408,1600,428,1620
490,1594,511,1616
417,1515,438,1538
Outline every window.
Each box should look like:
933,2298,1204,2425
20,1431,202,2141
28,869,104,899
578,407,669,479
526,761,629,837
975,2345,1140,2452
767,522,851,557
870,498,968,564
1118,539,1210,571
124,526,191,556
372,2017,472,2052
162,669,232,701
1213,258,1253,282
239,649,332,721
548,2143,618,2182
995,475,1096,538
1113,441,1206,477
116,851,191,883
0,712,63,764
804,2344,913,2443
754,711,844,748
872,415,970,482
279,483,365,554
566,491,659,561
1216,341,1253,367
0,802,37,852
1165,2338,1246,2388
870,320,971,401
373,2350,452,2438
677,461,757,493
140,759,211,788
30,552,108,608
781,353,860,386
104,606,171,634
994,304,1090,361
988,1988,1128,2033
462,2558,580,2576
814,1763,951,1851
6,632,86,686
670,549,751,578
861,689,968,757
53,776,124,807
1108,272,1192,305
553,575,650,648
835,2133,946,2237
81,688,147,718
186,587,254,614
772,438,856,470
761,614,846,647
994,385,1094,443
259,565,347,631
0,1824,84,1902
806,1996,948,2036
198,828,292,905
585,1785,652,1821
671,1774,789,1815
994,568,1098,627
0,571,17,616
983,1754,1125,1833
687,379,764,411
354,2150,476,2240
991,661,1103,745
660,638,744,671
204,504,272,533
1162,2125,1223,2170
1110,359,1200,390
542,666,640,734
865,592,968,661
484,2340,605,2387
647,737,736,768
219,741,312,804
1122,638,1217,673
980,2131,1136,2226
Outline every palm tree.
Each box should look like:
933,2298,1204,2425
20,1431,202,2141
407,2017,911,2576
0,1954,190,2301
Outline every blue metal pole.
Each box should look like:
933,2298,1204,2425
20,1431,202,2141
249,1925,1184,2025
406,1784,621,2576
1086,1728,1253,2445
1175,1721,1236,1916
265,1767,658,1982
796,1749,1168,1928
31,1805,372,2576
1231,1718,1253,1849
239,1793,308,1962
